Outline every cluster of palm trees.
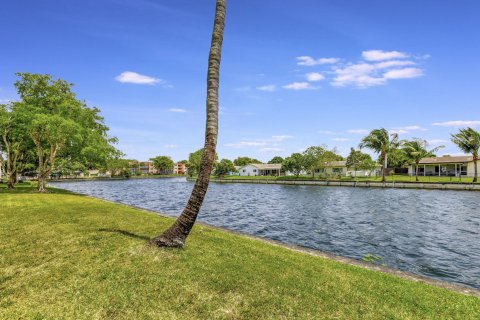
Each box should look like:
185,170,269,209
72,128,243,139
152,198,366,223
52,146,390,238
359,127,480,183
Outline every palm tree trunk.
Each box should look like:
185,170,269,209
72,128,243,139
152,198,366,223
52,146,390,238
150,0,226,248
416,163,419,182
381,154,386,183
474,156,478,183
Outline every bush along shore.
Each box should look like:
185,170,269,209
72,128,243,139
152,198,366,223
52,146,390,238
1,185,479,319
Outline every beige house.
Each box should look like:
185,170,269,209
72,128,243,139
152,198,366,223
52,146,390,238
408,156,477,177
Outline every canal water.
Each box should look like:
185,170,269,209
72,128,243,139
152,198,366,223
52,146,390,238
51,177,480,289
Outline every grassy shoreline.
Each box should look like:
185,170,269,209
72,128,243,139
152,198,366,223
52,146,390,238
1,186,479,319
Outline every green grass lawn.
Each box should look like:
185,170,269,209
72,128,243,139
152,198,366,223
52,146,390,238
1,188,479,319
221,174,479,184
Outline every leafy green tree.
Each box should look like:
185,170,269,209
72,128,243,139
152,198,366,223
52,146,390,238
303,145,342,178
29,114,80,191
359,128,399,182
150,156,174,174
0,103,34,188
451,127,480,182
282,153,304,177
214,158,236,177
233,156,262,166
187,148,218,177
402,139,444,182
387,147,410,168
346,148,375,177
53,158,87,178
187,149,203,177
13,73,119,192
150,0,227,247
268,156,284,164
106,158,131,177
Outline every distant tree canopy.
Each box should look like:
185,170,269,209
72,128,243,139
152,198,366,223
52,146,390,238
268,156,284,164
282,153,304,176
346,148,374,170
188,148,218,177
386,147,409,168
150,155,174,173
214,158,236,177
0,73,119,191
233,156,262,167
302,145,342,178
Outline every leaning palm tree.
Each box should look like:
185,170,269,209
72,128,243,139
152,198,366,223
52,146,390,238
150,0,227,248
451,127,480,183
402,139,444,182
359,128,399,182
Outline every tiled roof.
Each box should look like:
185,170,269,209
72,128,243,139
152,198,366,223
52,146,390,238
418,156,473,164
250,163,282,170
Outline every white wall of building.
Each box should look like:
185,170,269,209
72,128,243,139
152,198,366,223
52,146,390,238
238,165,260,176
468,162,478,177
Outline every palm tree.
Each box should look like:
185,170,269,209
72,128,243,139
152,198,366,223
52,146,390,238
451,127,480,182
402,139,444,182
359,128,399,182
149,0,227,248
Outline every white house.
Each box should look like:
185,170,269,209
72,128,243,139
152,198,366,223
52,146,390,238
238,163,282,176
408,155,477,177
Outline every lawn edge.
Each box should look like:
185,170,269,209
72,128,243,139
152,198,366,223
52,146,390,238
21,187,480,298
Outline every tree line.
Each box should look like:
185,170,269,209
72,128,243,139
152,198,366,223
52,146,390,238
0,73,120,191
179,127,479,183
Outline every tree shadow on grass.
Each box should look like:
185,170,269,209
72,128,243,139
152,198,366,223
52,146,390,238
98,228,151,241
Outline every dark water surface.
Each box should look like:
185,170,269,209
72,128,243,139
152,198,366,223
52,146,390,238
51,178,480,289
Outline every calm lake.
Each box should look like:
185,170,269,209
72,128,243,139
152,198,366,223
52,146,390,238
51,177,480,289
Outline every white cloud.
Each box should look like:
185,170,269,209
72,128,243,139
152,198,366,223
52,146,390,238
260,147,284,153
428,139,448,145
283,82,316,90
331,63,385,88
297,56,339,66
225,141,267,148
168,108,187,113
115,71,163,85
390,129,409,135
256,85,277,92
164,144,177,148
391,125,428,135
318,130,337,135
383,68,424,79
333,138,350,142
289,50,426,89
271,135,293,141
362,50,409,61
332,63,424,88
225,135,292,149
432,120,480,127
306,72,325,82
374,60,415,69
348,129,370,134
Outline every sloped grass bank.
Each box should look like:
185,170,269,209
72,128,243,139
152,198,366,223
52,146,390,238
0,192,478,319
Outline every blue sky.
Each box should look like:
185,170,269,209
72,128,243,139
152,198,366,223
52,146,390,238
2,0,480,162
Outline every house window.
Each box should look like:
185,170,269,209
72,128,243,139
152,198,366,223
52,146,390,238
253,169,257,172
332,168,342,173
243,170,246,172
